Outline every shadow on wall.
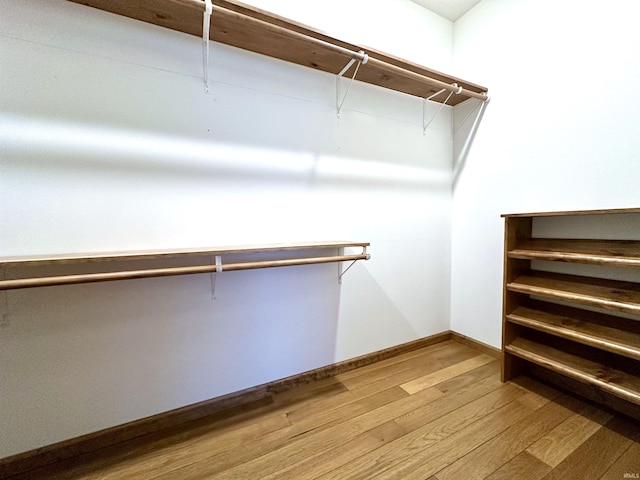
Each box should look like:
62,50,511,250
452,98,490,188
336,260,423,361
0,114,452,191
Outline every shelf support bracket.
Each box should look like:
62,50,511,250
336,51,368,119
339,246,368,283
210,255,222,299
422,84,460,135
202,0,213,94
0,267,8,328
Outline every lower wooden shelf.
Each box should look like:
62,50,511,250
504,337,640,406
507,271,640,315
506,303,640,361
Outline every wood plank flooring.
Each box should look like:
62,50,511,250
9,340,640,479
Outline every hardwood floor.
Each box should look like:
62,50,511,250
10,340,640,479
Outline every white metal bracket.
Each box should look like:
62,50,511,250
210,255,222,299
0,267,8,328
422,83,461,135
338,245,367,283
202,0,213,94
336,51,368,119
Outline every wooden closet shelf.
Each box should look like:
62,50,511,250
507,271,640,315
0,241,369,267
0,241,370,290
509,239,640,267
507,304,640,361
502,207,640,218
67,0,488,105
505,337,640,405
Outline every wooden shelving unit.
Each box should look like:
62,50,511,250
501,208,640,419
67,0,488,105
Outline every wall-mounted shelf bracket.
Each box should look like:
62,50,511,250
209,255,222,299
202,0,213,94
336,50,368,119
70,0,489,105
339,245,369,283
422,84,460,134
0,267,8,328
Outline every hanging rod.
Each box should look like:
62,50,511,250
122,0,486,103
206,2,485,100
206,3,369,63
0,254,370,290
0,243,371,290
69,0,488,103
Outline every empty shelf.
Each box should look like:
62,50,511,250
505,337,640,405
507,304,640,361
509,239,640,267
0,241,370,290
0,241,369,267
507,271,640,315
67,0,488,104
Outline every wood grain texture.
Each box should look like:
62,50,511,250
526,404,613,467
507,304,640,361
484,451,551,480
0,241,370,266
317,382,530,480
507,271,640,315
400,354,495,394
599,443,640,479
368,390,557,480
509,239,640,267
0,332,447,478
67,0,488,104
449,331,501,358
538,415,636,480
502,216,532,382
4,341,638,480
527,364,640,424
0,254,371,290
501,207,640,218
505,337,640,405
501,209,640,426
435,393,583,480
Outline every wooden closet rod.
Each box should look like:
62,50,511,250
365,57,488,101
190,0,488,101
0,253,370,290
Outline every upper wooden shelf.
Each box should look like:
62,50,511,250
508,239,640,267
67,0,488,105
505,337,640,406
502,207,640,218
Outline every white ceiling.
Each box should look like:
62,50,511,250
409,0,483,22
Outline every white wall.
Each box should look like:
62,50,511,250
0,0,454,457
450,0,640,347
